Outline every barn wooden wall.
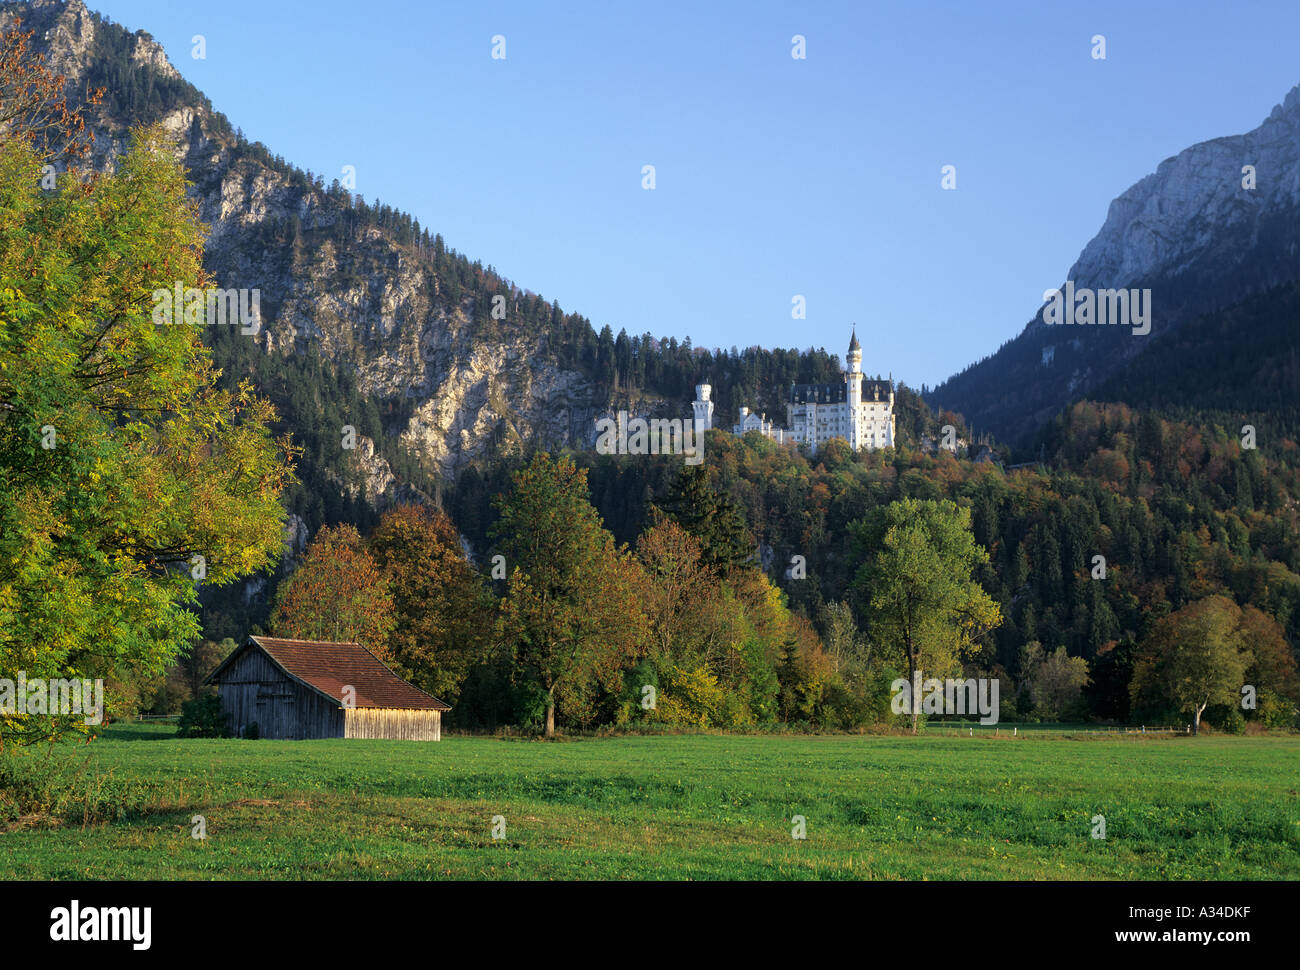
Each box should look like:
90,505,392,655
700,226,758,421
345,708,441,741
217,649,345,739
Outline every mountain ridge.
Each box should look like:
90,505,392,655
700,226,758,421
4,0,789,488
931,78,1300,446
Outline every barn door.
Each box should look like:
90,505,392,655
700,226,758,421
256,683,297,738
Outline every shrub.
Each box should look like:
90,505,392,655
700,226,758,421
177,695,230,739
1205,703,1245,735
615,661,659,725
0,751,140,827
1257,691,1298,730
655,665,726,726
0,751,65,823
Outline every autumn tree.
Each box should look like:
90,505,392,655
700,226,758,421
851,498,1002,733
631,514,773,724
635,515,730,664
1237,605,1300,711
1131,595,1252,734
367,505,494,703
1021,642,1090,718
725,567,805,724
779,613,836,722
821,600,869,676
0,21,99,162
656,464,753,570
0,27,293,746
492,453,646,737
271,525,394,656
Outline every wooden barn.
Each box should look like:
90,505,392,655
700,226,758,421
204,636,450,740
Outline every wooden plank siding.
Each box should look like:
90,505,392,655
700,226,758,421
209,637,449,741
345,707,441,741
217,647,345,740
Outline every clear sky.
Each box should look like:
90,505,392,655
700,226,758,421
90,0,1300,388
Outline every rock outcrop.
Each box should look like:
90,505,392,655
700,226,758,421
932,81,1300,445
5,0,668,495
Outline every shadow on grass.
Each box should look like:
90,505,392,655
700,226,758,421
96,724,179,742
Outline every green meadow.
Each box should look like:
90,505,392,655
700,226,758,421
3,726,1298,880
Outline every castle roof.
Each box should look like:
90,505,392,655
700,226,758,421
848,327,861,353
790,374,891,405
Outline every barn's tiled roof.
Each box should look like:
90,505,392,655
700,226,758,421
212,637,450,711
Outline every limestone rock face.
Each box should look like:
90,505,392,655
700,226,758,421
5,0,662,500
933,80,1300,444
280,514,310,574
1067,84,1300,295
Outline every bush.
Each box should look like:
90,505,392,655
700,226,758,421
615,660,659,725
820,680,868,730
0,751,65,823
0,751,139,827
1205,703,1245,735
658,665,726,726
176,695,230,738
1257,691,1298,730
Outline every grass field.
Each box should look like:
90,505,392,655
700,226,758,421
4,726,1299,879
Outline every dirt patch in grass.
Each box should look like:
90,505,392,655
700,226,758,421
226,798,313,809
0,811,62,833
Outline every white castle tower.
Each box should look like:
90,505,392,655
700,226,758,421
693,383,714,431
845,327,862,449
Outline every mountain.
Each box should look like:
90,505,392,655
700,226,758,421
1089,277,1300,441
930,83,1300,447
6,0,604,484
2,0,871,637
3,0,847,503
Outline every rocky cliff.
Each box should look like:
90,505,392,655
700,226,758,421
1069,86,1300,292
4,0,677,492
932,81,1300,446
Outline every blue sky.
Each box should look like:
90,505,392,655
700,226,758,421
92,0,1300,388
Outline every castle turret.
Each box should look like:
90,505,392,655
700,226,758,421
886,370,896,447
693,383,714,431
846,327,862,449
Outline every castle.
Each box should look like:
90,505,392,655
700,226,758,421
725,328,896,454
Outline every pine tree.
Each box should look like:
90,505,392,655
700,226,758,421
657,466,753,571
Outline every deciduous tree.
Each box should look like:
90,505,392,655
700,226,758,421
367,505,493,703
1021,642,1090,718
1131,595,1252,734
271,525,394,655
0,27,293,746
492,453,646,737
851,498,1002,733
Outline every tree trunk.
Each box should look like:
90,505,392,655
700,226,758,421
907,654,920,735
544,689,556,739
1193,704,1203,735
